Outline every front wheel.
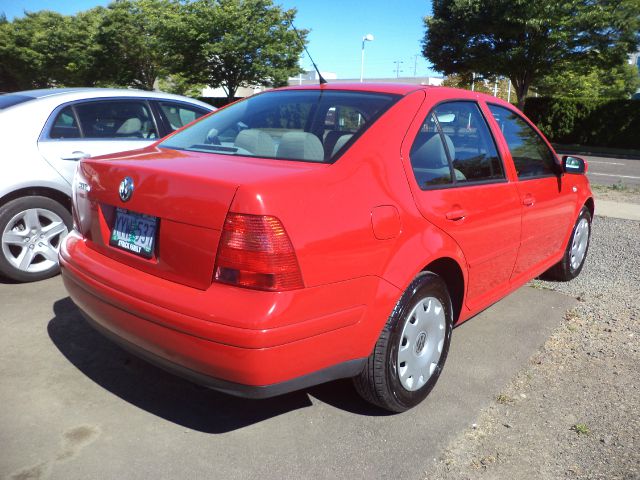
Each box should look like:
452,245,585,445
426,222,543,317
544,206,591,281
0,196,72,282
353,272,453,412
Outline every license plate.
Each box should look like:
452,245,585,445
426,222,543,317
109,208,157,258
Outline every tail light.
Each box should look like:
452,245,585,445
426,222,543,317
214,213,304,291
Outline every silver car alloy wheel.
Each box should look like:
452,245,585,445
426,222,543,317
1,208,69,274
570,217,589,271
397,296,446,391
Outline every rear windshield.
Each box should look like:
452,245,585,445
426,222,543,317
159,90,400,163
0,94,34,110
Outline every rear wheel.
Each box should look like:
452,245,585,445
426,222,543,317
544,206,591,281
0,196,71,282
353,272,453,412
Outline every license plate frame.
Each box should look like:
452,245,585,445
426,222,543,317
109,208,158,259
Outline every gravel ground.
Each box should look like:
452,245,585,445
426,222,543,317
591,185,640,205
427,215,640,480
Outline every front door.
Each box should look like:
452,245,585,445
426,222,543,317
486,104,575,280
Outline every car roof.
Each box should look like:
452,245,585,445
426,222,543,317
2,87,214,110
276,82,510,105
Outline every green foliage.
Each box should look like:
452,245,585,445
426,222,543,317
524,97,640,149
0,0,306,96
171,0,305,101
94,0,179,90
0,10,103,90
535,63,640,99
423,0,640,109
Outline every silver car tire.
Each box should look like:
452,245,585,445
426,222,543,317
0,196,72,282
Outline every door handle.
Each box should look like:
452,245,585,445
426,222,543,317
522,194,535,207
445,209,467,221
61,151,90,161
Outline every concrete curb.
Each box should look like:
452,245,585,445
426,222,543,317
595,200,640,221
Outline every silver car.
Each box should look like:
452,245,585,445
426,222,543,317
0,88,214,282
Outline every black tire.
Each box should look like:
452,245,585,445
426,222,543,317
353,272,454,413
543,206,591,282
0,196,72,282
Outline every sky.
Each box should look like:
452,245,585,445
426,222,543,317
0,0,439,80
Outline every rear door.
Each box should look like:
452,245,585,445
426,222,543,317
37,99,160,184
402,100,522,311
486,104,575,281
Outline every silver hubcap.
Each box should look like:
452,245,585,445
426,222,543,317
397,297,446,391
570,218,589,270
1,208,68,273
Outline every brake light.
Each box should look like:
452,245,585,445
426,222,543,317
214,213,304,291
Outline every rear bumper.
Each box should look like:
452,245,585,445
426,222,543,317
59,231,400,395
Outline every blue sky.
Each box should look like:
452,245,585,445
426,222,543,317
1,0,438,79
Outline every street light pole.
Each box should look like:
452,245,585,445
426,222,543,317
360,34,374,82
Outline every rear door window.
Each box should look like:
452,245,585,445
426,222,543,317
410,101,504,189
74,101,158,140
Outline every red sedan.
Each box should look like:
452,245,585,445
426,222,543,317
60,84,593,412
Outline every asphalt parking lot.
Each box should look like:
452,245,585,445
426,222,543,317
0,276,575,480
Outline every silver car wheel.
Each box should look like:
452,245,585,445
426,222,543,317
570,217,589,271
1,208,69,274
397,297,446,391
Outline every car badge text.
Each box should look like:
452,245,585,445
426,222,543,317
119,177,134,202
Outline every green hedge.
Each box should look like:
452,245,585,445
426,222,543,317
523,97,640,149
197,97,241,108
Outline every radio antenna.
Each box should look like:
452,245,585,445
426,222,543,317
286,16,327,85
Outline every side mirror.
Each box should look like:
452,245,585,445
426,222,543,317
562,155,587,174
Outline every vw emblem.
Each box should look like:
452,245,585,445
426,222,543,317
119,177,134,202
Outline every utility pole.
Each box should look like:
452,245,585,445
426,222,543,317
393,60,404,78
413,55,418,76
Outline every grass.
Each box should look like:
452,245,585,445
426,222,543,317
592,182,640,194
571,423,590,435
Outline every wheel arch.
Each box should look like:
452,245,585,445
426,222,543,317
422,257,465,324
0,187,72,213
584,196,594,220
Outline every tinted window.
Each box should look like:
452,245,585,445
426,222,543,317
410,113,453,187
433,102,503,183
410,101,504,189
160,90,400,163
74,101,158,140
50,106,80,139
488,104,556,178
159,102,208,131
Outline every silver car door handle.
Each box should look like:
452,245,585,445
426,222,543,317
61,151,90,161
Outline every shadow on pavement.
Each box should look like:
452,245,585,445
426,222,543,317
48,297,388,433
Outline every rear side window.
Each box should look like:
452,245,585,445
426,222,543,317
487,104,556,178
158,102,209,131
159,90,400,163
50,106,81,139
74,101,158,140
410,101,504,189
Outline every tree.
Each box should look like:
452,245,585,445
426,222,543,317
173,0,305,102
94,0,179,90
535,62,640,98
0,10,103,91
423,0,640,109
